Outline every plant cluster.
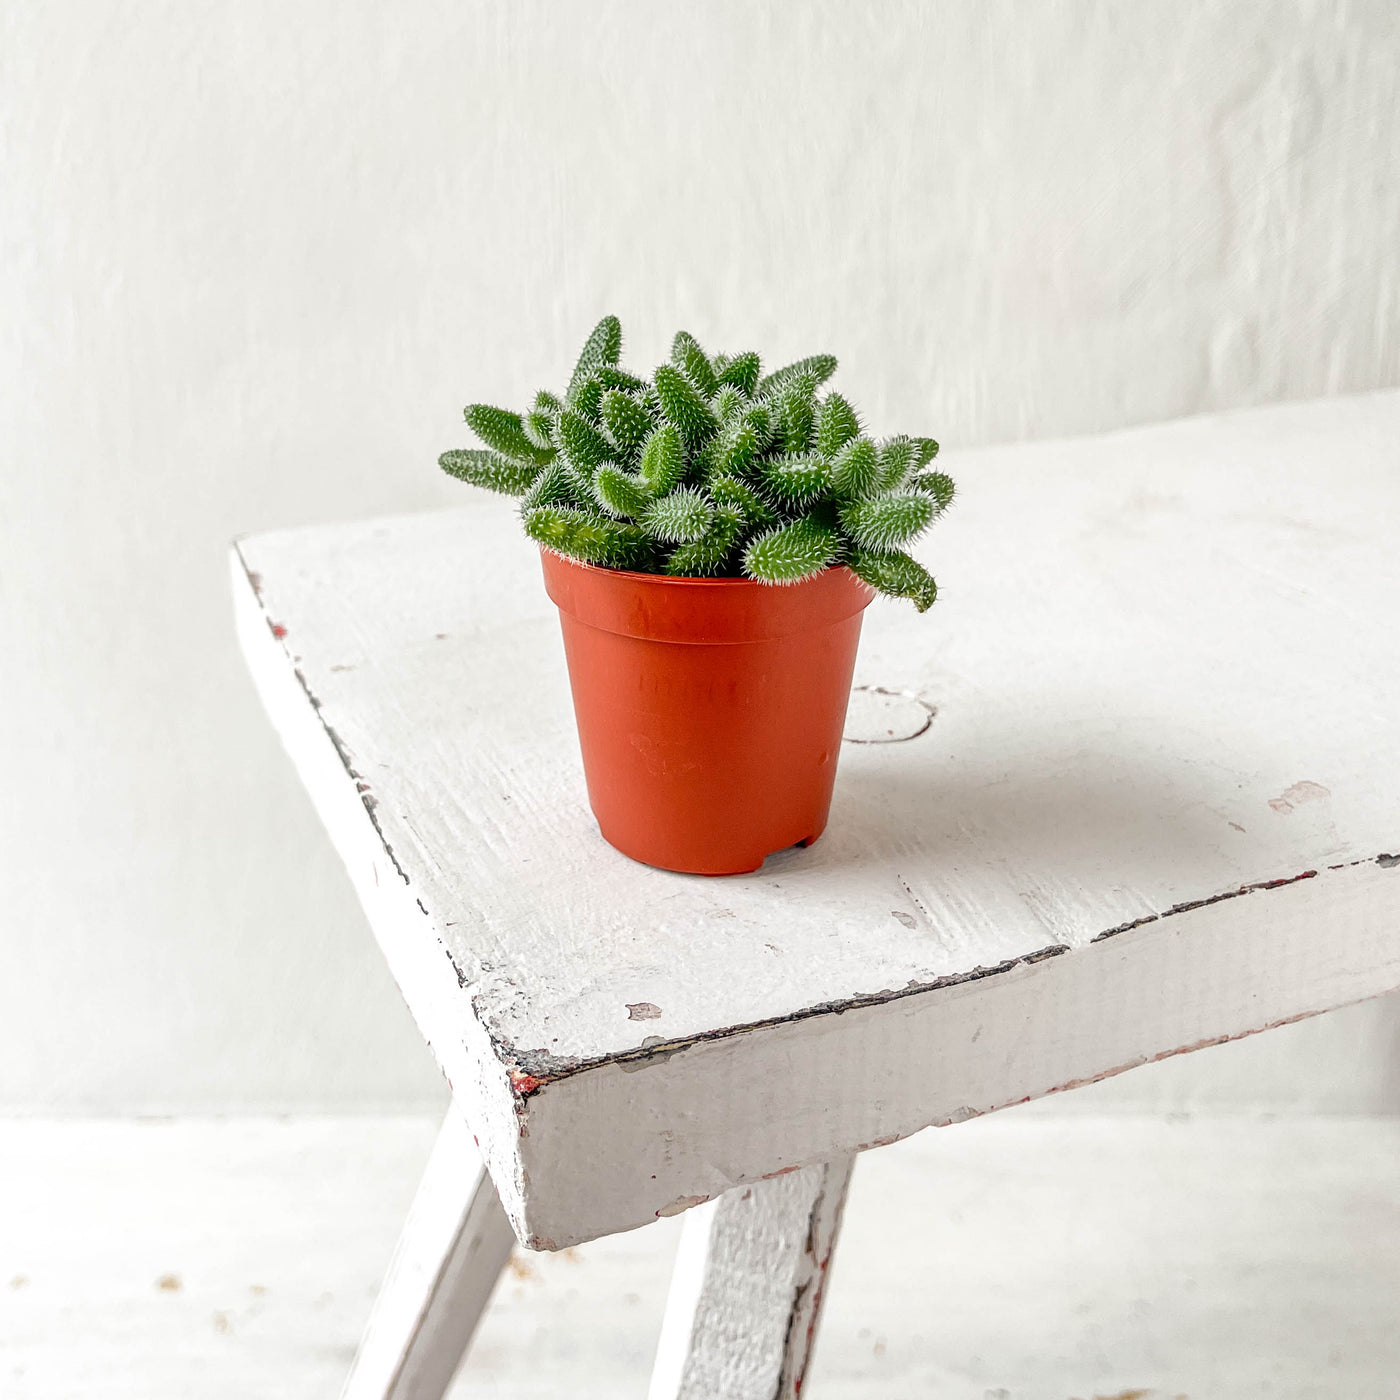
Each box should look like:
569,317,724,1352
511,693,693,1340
439,316,952,609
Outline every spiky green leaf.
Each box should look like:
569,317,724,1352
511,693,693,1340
839,491,936,551
876,436,917,490
743,515,840,584
717,350,761,396
714,384,745,422
666,505,746,576
592,464,652,518
756,354,838,400
524,505,651,570
910,470,955,512
570,376,604,422
715,405,773,477
643,485,713,543
601,390,654,458
567,315,622,401
759,453,831,507
815,393,860,457
671,331,718,398
523,409,556,452
521,460,582,511
464,404,553,465
912,437,940,469
553,408,615,472
709,474,778,527
439,449,540,496
534,389,563,413
654,363,719,447
831,437,880,499
847,548,938,611
595,364,647,394
776,372,818,454
638,423,685,495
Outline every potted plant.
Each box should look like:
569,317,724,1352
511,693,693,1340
440,316,953,875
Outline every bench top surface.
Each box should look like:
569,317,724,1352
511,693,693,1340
235,391,1400,1082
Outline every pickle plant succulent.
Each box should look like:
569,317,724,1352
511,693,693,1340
439,316,952,610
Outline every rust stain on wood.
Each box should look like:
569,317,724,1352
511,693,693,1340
509,1069,544,1097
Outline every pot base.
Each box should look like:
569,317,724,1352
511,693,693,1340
596,824,827,878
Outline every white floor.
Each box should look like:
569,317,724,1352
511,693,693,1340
2,1115,1397,1400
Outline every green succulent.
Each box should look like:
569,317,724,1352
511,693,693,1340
439,316,952,610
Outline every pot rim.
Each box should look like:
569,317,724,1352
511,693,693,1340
539,548,875,644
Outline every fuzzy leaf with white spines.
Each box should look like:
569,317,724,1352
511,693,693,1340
831,438,880,499
848,547,938,611
592,464,652,518
911,470,955,512
653,363,719,448
718,351,761,395
671,331,719,399
666,505,745,576
743,516,840,584
524,505,651,570
816,393,860,457
756,354,837,400
840,491,936,551
553,408,615,473
601,390,654,458
464,405,554,465
638,423,685,496
439,449,540,496
643,486,713,543
759,453,832,507
567,316,622,401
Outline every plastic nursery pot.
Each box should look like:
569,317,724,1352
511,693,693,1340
540,550,874,875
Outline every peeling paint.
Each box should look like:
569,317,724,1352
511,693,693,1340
509,1069,544,1097
656,1194,709,1218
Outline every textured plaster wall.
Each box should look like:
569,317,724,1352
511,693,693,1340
2,1,1398,1113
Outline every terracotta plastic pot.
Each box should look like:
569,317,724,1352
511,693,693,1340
540,551,874,875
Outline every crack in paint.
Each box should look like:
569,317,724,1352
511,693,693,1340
1089,865,1320,942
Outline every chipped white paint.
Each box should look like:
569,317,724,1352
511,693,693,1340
339,1108,513,1400
649,1157,852,1400
235,392,1400,1249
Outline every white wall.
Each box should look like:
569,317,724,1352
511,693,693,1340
3,1,1398,1114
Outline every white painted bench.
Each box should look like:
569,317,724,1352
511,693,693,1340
234,391,1400,1399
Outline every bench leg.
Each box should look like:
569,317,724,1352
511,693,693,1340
648,1155,855,1400
340,1107,516,1400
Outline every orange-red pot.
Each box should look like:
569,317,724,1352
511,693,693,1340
540,551,874,875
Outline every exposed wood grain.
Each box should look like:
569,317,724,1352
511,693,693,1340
234,391,1400,1248
340,1108,514,1400
648,1157,852,1400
